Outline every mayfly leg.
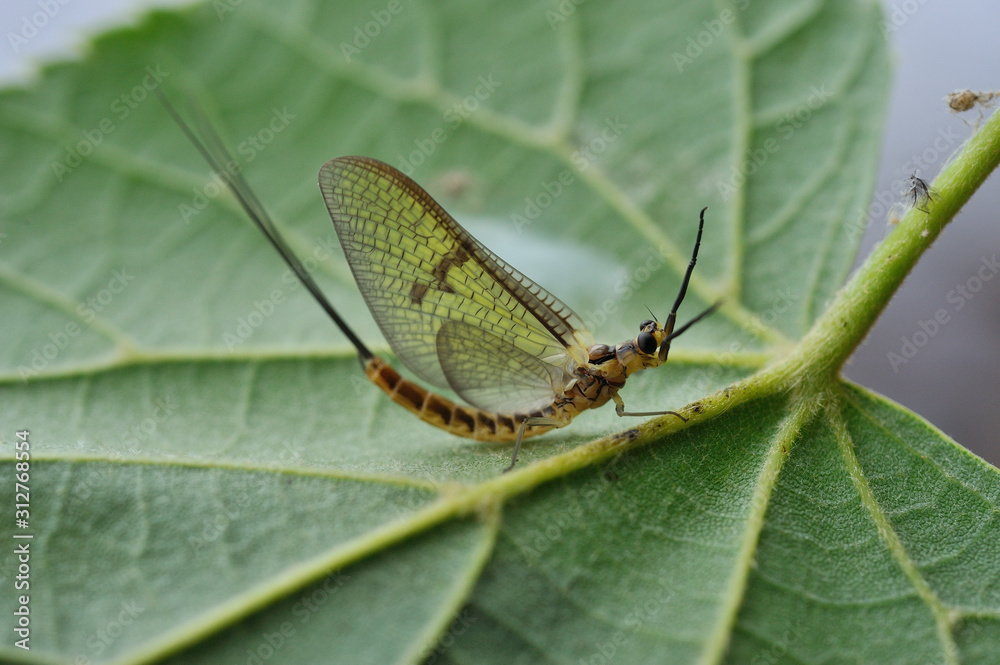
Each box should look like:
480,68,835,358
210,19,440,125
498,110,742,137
611,392,687,420
152,82,373,362
505,415,568,473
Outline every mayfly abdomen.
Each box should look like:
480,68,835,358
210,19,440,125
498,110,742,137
364,356,557,442
156,85,713,471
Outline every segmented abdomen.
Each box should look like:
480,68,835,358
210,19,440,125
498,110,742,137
364,356,557,442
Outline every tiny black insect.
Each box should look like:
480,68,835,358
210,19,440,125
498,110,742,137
902,173,933,213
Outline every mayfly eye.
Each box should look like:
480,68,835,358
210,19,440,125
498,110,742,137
639,319,654,331
637,331,657,354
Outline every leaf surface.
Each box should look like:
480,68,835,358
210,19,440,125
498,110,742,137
2,1,998,664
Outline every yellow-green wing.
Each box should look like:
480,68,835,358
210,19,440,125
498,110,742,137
319,156,594,407
436,320,566,413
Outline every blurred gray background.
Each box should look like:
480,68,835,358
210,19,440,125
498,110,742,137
1,0,997,466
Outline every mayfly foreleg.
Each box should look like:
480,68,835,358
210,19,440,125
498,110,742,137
504,415,571,473
610,392,687,421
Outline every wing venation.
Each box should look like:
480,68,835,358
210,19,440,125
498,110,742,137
319,156,593,403
436,320,568,414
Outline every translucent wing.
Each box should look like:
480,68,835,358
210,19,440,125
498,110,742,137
436,320,567,414
319,156,593,403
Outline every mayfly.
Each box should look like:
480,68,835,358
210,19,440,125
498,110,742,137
159,91,717,471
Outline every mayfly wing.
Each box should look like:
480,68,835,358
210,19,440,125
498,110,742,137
318,156,595,411
436,320,568,413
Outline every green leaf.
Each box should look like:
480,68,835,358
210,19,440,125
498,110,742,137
1,1,999,664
